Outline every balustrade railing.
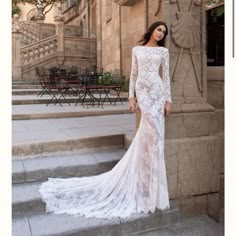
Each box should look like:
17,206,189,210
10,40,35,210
17,21,40,45
21,35,58,65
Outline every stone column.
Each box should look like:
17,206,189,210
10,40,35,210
96,0,103,68
54,3,65,65
12,17,22,80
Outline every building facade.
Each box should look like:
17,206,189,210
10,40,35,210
12,0,224,222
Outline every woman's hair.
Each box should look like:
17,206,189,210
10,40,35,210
138,21,168,46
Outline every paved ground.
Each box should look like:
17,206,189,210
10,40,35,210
12,102,130,115
13,111,135,145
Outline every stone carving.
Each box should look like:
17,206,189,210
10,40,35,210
171,12,200,48
54,2,65,22
154,0,162,16
170,0,203,92
27,8,37,21
11,14,21,32
113,0,139,6
21,36,58,65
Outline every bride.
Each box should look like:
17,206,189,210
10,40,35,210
39,21,172,219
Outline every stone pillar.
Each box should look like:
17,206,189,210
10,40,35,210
54,3,65,65
134,0,221,220
12,17,22,80
96,0,103,68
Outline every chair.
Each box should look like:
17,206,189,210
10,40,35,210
36,66,51,97
37,66,71,106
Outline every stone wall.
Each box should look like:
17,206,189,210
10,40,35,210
120,1,145,77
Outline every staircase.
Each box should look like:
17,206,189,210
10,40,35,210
16,21,40,46
12,70,224,235
12,142,223,236
12,19,96,82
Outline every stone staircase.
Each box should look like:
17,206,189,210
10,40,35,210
12,81,224,236
12,19,96,81
12,83,130,121
12,144,224,236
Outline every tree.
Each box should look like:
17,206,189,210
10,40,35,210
12,0,65,18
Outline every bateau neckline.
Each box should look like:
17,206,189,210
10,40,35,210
138,46,163,48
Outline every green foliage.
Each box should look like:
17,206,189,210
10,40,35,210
98,71,129,92
121,77,129,92
12,4,21,16
12,0,64,17
98,72,113,85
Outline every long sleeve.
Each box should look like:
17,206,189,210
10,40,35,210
162,48,172,103
129,47,138,99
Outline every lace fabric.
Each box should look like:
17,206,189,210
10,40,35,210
39,46,171,219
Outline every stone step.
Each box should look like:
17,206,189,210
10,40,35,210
13,134,125,158
12,211,224,236
12,81,39,87
135,215,224,236
12,148,125,217
12,96,128,105
13,181,45,217
12,89,42,95
12,104,130,120
12,202,180,236
12,89,125,96
12,148,126,184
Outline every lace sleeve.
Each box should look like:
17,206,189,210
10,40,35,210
129,47,138,99
162,48,172,103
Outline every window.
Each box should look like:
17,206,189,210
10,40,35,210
206,5,224,66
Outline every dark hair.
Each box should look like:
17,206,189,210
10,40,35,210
138,21,168,47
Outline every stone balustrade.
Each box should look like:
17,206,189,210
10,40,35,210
17,21,39,45
21,36,58,65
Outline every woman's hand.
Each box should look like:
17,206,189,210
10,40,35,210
164,101,171,117
129,97,136,113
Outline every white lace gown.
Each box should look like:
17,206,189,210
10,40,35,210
39,46,172,219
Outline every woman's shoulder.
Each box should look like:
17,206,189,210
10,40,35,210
161,46,169,51
132,46,139,51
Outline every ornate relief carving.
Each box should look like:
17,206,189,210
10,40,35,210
12,17,21,33
113,0,139,6
27,8,37,21
171,12,200,48
154,0,162,16
170,0,203,92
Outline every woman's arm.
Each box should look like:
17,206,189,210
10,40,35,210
162,48,172,103
129,47,138,99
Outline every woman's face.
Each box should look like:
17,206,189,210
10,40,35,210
151,25,167,42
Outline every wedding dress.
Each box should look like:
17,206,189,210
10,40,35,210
39,46,172,219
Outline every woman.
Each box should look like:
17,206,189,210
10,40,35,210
39,21,171,219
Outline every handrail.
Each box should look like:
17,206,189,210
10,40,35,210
21,35,58,65
21,35,57,50
16,21,39,45
17,21,39,36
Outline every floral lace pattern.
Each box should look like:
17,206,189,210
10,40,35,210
39,46,171,219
